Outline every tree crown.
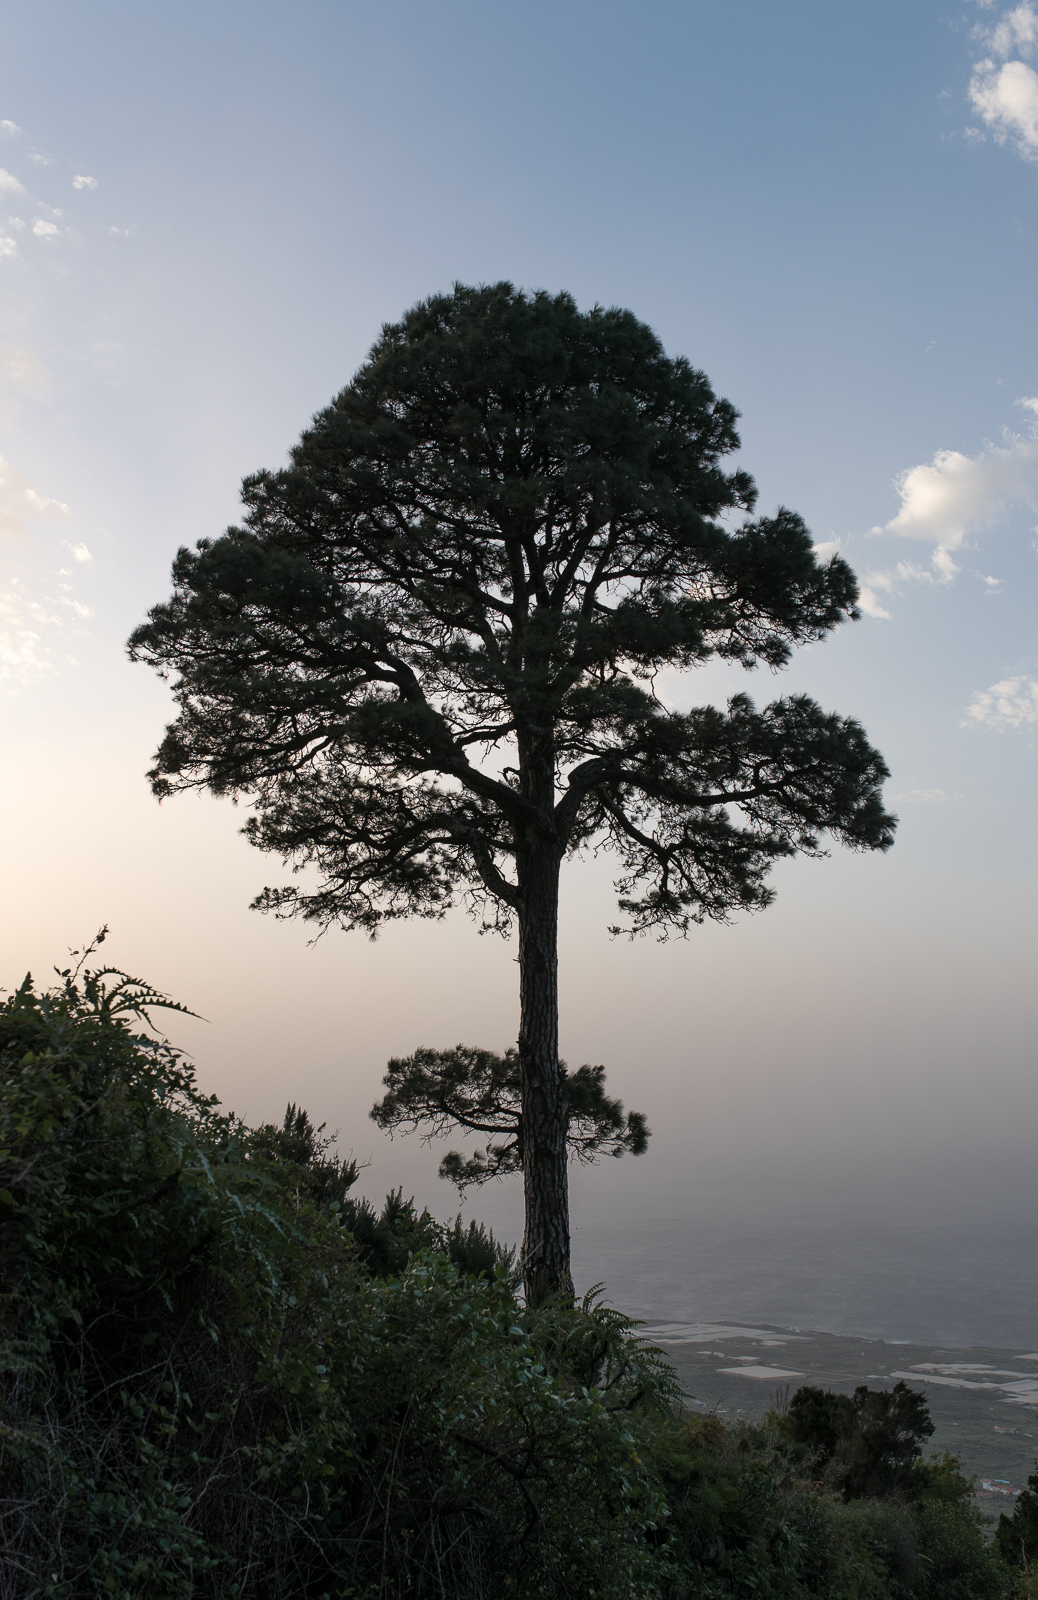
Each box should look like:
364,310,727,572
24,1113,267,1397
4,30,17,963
129,282,894,937
372,1043,649,1189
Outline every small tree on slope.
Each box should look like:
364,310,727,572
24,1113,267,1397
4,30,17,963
129,283,895,1303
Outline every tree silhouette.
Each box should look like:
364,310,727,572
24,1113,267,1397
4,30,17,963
784,1382,933,1501
371,1044,649,1189
130,283,895,1301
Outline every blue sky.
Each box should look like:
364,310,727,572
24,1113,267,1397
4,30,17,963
2,1,1036,1244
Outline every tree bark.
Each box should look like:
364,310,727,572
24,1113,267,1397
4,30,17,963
515,808,572,1306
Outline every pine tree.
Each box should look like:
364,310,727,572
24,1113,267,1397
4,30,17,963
130,283,895,1301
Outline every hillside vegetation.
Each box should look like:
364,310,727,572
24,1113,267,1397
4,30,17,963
0,955,1022,1598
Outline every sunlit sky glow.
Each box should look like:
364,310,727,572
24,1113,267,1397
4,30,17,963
2,1,1036,1252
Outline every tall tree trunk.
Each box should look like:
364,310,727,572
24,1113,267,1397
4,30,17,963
516,832,572,1306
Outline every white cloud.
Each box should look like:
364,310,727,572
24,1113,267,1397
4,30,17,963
978,2,1038,57
71,174,97,191
970,57,1038,156
28,151,51,167
7,216,24,230
856,558,941,618
0,456,68,540
856,406,1038,615
0,578,52,685
0,168,25,194
889,788,947,803
0,236,17,260
0,121,21,138
882,420,1038,557
61,540,92,564
0,460,80,686
856,591,891,620
967,4,1038,158
31,219,58,239
22,486,68,515
963,675,1038,728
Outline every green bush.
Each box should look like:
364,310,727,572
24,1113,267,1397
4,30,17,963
251,1100,520,1282
780,1380,934,1500
0,949,1013,1599
996,1464,1038,1596
643,1414,1008,1600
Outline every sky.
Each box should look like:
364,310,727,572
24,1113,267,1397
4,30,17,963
1,0,1036,1262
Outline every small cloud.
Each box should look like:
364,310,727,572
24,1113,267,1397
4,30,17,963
108,224,136,238
72,174,97,191
23,487,68,514
27,150,51,166
977,571,1004,589
0,236,17,260
0,579,52,685
889,788,947,803
857,558,941,618
812,539,842,560
0,169,25,195
876,409,1038,586
61,540,92,564
983,2,1038,58
0,121,21,138
856,584,892,620
931,545,961,580
36,203,62,218
31,219,58,239
0,460,83,689
963,674,1038,729
856,564,922,617
0,455,69,541
969,57,1038,159
6,215,24,230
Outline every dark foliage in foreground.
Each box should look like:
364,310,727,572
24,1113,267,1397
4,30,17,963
0,955,1012,1598
253,1099,520,1280
782,1381,934,1500
996,1465,1038,1595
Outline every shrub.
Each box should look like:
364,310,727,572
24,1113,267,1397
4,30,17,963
996,1465,1038,1595
781,1380,933,1500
